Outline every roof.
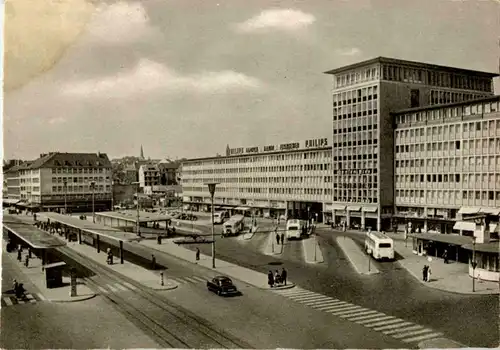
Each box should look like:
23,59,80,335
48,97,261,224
324,56,499,77
27,152,112,169
96,210,172,223
2,216,67,249
462,241,500,254
38,212,139,242
410,232,472,246
393,95,500,115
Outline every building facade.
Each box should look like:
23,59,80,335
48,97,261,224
138,164,161,190
326,57,497,231
12,152,113,212
182,138,333,221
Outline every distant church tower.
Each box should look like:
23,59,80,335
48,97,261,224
140,145,145,160
225,144,230,156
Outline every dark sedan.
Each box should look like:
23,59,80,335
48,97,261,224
206,276,239,296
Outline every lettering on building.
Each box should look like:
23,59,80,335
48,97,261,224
229,147,244,155
279,142,300,151
305,138,328,148
335,169,373,175
245,147,259,153
263,145,275,152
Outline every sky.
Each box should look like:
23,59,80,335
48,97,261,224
3,0,500,161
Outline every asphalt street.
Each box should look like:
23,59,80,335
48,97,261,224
1,250,160,349
184,223,498,348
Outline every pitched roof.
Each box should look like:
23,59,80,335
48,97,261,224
27,152,112,169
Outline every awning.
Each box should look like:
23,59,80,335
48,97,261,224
461,241,500,254
458,207,481,215
2,199,20,205
347,205,361,211
480,208,500,216
453,221,476,231
234,206,250,211
331,204,346,211
362,206,378,213
410,232,472,246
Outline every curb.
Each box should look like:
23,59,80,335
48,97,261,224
265,283,296,291
48,293,97,303
151,283,179,291
262,233,284,256
302,236,324,264
418,337,467,349
336,237,379,275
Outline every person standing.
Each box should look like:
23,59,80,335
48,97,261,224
268,271,274,288
276,231,280,245
17,247,22,262
195,248,200,262
427,266,432,282
422,265,428,282
280,233,285,245
443,249,449,264
274,270,281,285
281,268,287,286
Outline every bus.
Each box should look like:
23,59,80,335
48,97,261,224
364,231,394,260
222,215,245,237
213,211,229,224
286,219,305,240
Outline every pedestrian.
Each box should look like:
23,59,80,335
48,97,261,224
268,271,274,288
196,248,200,262
275,270,281,286
33,213,37,221
276,231,280,245
443,249,449,264
280,233,285,245
25,254,29,268
427,266,432,282
17,248,22,262
281,268,287,286
422,265,428,282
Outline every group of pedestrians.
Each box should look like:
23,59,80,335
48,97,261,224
422,264,432,282
275,231,285,245
268,268,287,288
16,245,31,268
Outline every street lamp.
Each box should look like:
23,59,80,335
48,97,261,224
206,182,219,269
63,179,68,214
89,181,96,223
132,181,141,237
472,235,477,292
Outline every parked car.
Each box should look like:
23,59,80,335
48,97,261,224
206,276,239,296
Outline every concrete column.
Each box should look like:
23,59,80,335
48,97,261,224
346,211,351,228
96,235,100,253
423,220,428,233
332,210,336,225
78,229,82,244
361,211,366,230
119,240,124,264
285,201,288,219
377,215,381,232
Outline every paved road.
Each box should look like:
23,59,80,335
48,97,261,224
184,225,498,348
1,251,160,349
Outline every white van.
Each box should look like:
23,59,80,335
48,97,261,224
286,219,305,240
364,231,394,260
222,215,245,237
213,211,228,224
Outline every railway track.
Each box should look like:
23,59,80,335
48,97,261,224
57,246,251,349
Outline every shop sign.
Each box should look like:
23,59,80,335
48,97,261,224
336,169,373,175
245,147,259,153
305,138,328,148
279,142,300,151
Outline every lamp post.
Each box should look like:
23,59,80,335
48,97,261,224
111,180,114,211
206,182,219,268
132,181,141,237
472,236,477,292
89,181,96,223
63,179,67,214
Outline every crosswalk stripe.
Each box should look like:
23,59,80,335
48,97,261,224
384,324,423,335
357,315,395,325
309,300,341,307
330,306,364,315
97,286,108,294
318,302,349,311
26,294,34,300
122,282,137,290
108,284,119,292
313,301,346,310
403,332,443,343
348,313,386,322
374,321,413,331
334,308,370,316
393,328,433,339
282,290,317,297
4,297,13,306
37,293,46,301
276,288,309,295
290,295,329,302
302,297,338,305
321,303,354,312
191,276,206,282
184,277,200,283
364,318,404,328
114,283,128,291
342,310,378,319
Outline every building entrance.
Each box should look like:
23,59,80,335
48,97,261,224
287,201,323,223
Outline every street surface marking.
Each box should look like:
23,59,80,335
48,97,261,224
309,300,342,307
340,310,378,318
315,303,349,312
357,316,395,324
384,324,423,335
37,293,47,301
122,282,137,290
329,306,363,314
373,321,412,331
191,276,206,282
393,328,433,339
331,307,368,316
364,318,404,328
403,332,443,343
97,286,108,294
183,277,201,283
3,297,13,306
348,313,386,322
26,294,34,300
114,283,129,291
107,284,119,292
293,295,331,302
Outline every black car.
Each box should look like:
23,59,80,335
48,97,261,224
206,276,239,296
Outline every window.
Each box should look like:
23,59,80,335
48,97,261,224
455,141,461,150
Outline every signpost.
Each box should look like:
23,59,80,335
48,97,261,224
367,249,372,272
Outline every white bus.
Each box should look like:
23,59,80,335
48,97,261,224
286,219,305,240
213,211,229,224
364,231,394,260
222,215,245,237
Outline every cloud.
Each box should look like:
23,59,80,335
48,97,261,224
61,59,263,98
235,9,315,33
336,48,362,56
47,117,67,125
86,1,153,44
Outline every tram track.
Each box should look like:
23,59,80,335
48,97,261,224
56,245,251,349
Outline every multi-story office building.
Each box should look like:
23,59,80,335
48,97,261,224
12,152,113,212
182,138,333,221
3,163,26,201
138,164,161,191
394,95,500,231
325,57,497,231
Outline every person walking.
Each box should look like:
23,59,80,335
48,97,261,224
422,265,428,282
195,248,200,262
24,254,29,268
443,249,449,264
268,271,274,288
17,247,22,262
280,233,285,245
276,231,280,245
281,268,287,286
427,266,432,282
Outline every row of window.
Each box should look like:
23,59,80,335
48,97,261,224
51,176,110,184
394,100,500,125
333,153,378,161
396,173,500,187
51,167,108,174
396,156,500,170
396,139,500,155
333,124,376,134
182,187,333,196
333,106,378,119
333,139,378,148
333,196,377,204
396,189,500,201
333,86,379,106
429,90,490,105
51,185,109,193
334,68,380,88
396,120,500,142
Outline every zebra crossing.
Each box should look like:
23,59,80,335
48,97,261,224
170,275,207,285
1,293,45,307
96,281,138,294
272,287,444,344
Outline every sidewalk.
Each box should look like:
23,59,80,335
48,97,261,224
138,239,295,290
336,236,379,275
65,242,178,290
262,232,283,256
384,232,499,295
302,235,324,264
3,245,96,303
